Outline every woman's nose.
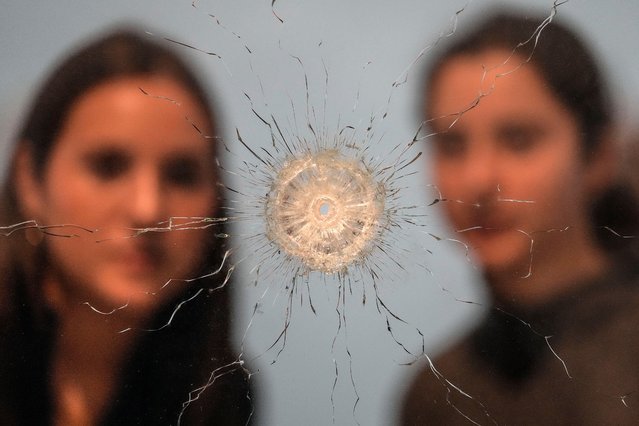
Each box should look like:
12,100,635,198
129,170,166,227
461,146,501,203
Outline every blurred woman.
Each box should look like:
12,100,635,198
0,29,253,425
401,11,639,425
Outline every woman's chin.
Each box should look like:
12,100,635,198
79,274,178,320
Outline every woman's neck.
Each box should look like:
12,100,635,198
46,277,145,426
486,230,610,309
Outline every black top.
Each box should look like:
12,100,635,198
0,284,254,426
400,264,639,425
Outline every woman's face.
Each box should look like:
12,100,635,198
20,76,218,314
428,49,606,276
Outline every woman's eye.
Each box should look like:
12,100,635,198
499,124,542,153
433,131,466,158
84,149,130,180
163,156,205,188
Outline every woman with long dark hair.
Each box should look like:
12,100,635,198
401,10,639,425
0,29,253,425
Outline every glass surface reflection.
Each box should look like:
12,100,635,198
2,1,639,425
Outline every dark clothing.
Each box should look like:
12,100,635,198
401,266,639,425
1,284,254,426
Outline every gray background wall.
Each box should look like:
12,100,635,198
2,1,638,425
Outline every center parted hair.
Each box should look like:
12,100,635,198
425,11,611,157
20,29,218,177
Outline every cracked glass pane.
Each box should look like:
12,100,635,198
2,1,639,425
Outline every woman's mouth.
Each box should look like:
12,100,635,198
119,241,165,273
